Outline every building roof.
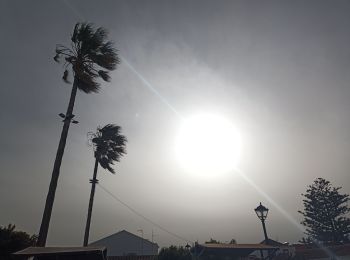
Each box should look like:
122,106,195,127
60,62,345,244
201,243,278,250
91,230,158,248
193,243,278,257
13,246,107,259
90,230,158,256
260,239,285,246
294,243,350,259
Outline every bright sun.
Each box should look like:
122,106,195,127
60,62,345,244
175,113,242,176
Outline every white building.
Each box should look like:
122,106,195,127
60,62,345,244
89,230,159,257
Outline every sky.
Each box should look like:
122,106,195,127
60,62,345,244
1,0,350,248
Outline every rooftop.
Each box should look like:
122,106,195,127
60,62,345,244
14,246,107,258
200,243,278,250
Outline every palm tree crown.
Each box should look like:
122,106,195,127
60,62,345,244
90,124,127,173
54,23,120,93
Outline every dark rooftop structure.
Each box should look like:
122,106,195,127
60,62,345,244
294,243,350,259
13,246,107,260
260,239,284,246
191,243,278,259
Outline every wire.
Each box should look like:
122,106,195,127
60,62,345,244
98,183,192,244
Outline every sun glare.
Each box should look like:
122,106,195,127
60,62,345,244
175,114,242,176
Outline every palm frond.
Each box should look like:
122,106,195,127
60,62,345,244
71,23,79,43
98,70,111,82
77,23,94,44
62,70,70,83
55,22,120,93
53,54,60,63
90,124,127,174
89,52,118,70
75,72,100,93
89,27,108,51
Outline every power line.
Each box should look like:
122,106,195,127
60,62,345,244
98,183,192,244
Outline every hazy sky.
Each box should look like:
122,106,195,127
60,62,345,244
1,0,350,248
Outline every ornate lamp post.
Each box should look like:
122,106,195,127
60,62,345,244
254,202,269,244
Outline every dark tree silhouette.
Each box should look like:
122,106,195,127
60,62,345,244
229,238,237,244
0,224,37,259
299,178,350,244
37,23,120,246
158,246,191,260
83,124,127,246
205,238,221,244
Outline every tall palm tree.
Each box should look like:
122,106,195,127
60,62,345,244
83,124,127,246
37,23,120,246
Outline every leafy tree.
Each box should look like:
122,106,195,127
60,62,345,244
83,124,127,246
0,224,37,259
299,178,350,244
229,238,237,244
37,22,119,246
204,238,237,244
205,238,221,244
158,245,191,260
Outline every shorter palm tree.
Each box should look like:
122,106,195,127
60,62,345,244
83,124,127,246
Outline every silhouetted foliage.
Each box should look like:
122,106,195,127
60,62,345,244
204,238,237,244
158,246,191,260
0,224,37,259
54,23,120,93
83,124,127,246
205,238,221,244
38,22,119,246
229,238,237,244
299,178,350,244
91,124,127,173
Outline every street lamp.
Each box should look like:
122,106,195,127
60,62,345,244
254,202,269,244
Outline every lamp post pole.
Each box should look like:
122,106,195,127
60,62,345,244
254,202,270,260
261,218,269,243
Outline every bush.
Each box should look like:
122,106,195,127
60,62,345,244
0,224,37,259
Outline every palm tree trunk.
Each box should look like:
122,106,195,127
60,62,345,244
83,158,99,246
37,79,78,246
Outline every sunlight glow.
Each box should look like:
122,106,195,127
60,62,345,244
175,114,242,176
